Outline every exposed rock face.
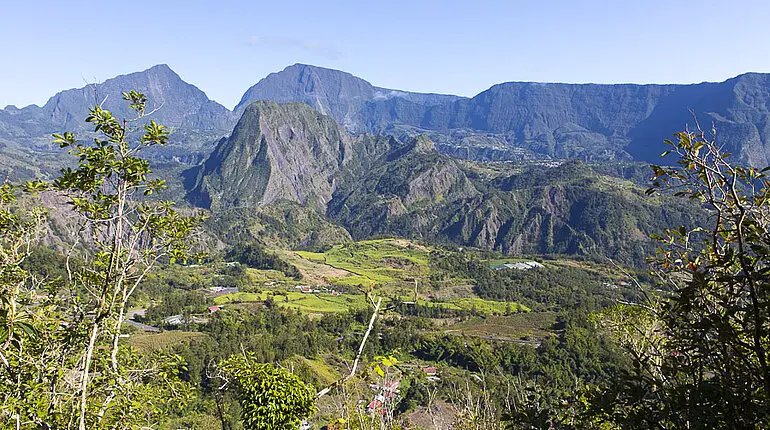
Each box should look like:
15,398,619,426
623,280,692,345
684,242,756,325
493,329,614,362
1,65,235,138
234,64,464,132
186,101,393,211
233,65,770,166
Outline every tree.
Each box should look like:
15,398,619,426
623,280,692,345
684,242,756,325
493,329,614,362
0,91,201,429
592,127,770,428
215,352,316,430
0,184,49,429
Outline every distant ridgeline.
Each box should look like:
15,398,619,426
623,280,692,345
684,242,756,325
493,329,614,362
2,63,770,170
234,65,770,166
1,63,747,260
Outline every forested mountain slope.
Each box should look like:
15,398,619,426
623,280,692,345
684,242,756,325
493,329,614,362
188,101,700,262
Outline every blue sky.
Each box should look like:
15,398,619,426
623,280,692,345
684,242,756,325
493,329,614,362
1,0,769,109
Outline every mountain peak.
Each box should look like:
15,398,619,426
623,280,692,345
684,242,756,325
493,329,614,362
142,63,179,77
148,63,173,71
234,64,464,132
187,100,361,211
282,63,359,78
0,63,235,143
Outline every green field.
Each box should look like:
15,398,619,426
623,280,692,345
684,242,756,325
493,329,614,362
287,355,342,387
294,251,326,262
440,297,530,313
300,239,431,287
213,290,369,313
280,294,368,313
444,312,558,341
211,238,541,316
127,331,208,352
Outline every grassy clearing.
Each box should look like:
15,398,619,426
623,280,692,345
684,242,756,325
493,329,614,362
327,275,376,288
288,355,342,387
244,268,291,283
296,238,432,287
281,296,349,313
213,290,368,314
277,250,351,285
433,297,530,314
446,312,558,340
213,292,263,305
281,293,368,313
294,251,326,262
127,331,208,352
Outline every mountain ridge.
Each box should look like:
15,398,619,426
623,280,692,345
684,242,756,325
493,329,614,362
2,63,770,174
232,65,770,166
188,100,701,262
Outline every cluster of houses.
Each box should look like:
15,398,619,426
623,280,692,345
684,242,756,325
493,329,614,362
294,284,342,296
602,280,630,290
208,286,239,295
490,261,545,271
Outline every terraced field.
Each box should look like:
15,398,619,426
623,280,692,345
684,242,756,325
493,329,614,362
213,291,369,313
294,239,431,288
209,239,532,315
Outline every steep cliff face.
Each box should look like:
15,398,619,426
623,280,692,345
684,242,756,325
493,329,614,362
416,75,770,165
233,65,770,166
234,64,376,130
234,64,464,132
186,101,393,211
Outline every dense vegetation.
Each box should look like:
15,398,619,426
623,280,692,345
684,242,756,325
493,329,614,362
3,91,769,429
225,243,302,279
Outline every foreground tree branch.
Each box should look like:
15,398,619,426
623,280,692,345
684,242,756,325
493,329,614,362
316,296,382,398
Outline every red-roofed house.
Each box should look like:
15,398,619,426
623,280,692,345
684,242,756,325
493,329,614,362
422,367,437,376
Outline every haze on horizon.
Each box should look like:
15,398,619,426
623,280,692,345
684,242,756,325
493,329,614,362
2,0,770,109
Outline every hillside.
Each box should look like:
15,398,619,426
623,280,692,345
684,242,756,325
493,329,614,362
185,100,394,211
189,101,700,263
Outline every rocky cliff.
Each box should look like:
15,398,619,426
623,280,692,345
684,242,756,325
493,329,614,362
233,65,770,166
186,101,394,211
234,64,464,132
